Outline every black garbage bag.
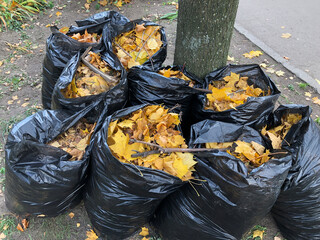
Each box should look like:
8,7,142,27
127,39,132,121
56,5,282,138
268,105,320,240
42,11,129,109
51,51,128,118
193,64,280,129
84,104,186,239
5,101,101,217
127,65,204,138
152,120,291,240
102,19,167,71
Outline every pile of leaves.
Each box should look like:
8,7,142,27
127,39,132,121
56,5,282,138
58,27,101,43
205,72,269,111
48,119,96,161
85,0,132,9
158,68,195,87
113,23,162,69
61,51,120,98
107,105,197,181
261,113,302,149
206,140,270,168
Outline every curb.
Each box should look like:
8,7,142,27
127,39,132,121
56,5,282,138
234,23,320,94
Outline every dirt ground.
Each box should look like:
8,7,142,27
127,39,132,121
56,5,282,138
0,0,319,239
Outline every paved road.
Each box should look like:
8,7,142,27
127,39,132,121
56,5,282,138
236,0,320,92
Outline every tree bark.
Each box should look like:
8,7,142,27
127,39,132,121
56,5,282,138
174,0,239,79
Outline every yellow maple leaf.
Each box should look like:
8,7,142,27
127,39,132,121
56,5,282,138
305,92,311,97
281,33,291,39
56,11,62,17
68,212,74,219
139,227,149,237
114,0,123,8
275,70,285,77
99,0,108,6
86,229,98,240
312,97,320,105
252,229,264,239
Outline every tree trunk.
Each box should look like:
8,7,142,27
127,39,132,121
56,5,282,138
174,0,239,79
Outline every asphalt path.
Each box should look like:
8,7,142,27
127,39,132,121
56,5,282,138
235,0,320,92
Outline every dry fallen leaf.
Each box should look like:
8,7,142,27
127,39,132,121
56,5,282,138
86,229,98,240
16,223,24,232
139,227,149,237
274,237,281,240
69,212,74,219
0,233,6,239
312,97,320,105
281,33,292,39
0,60,3,67
37,214,46,217
305,92,312,97
275,70,285,77
7,100,13,105
84,3,90,9
21,102,29,107
56,11,62,17
12,95,18,100
283,56,290,60
76,223,80,227
243,50,263,59
227,55,235,61
158,68,195,87
253,229,264,239
259,63,267,69
266,68,275,74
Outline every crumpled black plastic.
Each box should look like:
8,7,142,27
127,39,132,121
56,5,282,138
152,120,291,240
5,101,101,217
102,19,167,71
84,104,185,240
51,51,128,119
269,105,320,240
127,65,204,138
42,11,129,109
193,64,280,129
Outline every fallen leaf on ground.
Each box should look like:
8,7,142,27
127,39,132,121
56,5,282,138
16,223,24,232
12,95,18,100
84,3,90,9
0,233,6,239
56,11,62,17
2,225,8,231
21,102,29,107
283,56,290,60
7,100,13,105
21,219,29,229
86,229,98,240
266,68,275,74
281,33,291,39
274,237,281,240
312,97,320,105
0,60,3,67
76,223,80,227
69,212,74,219
276,70,285,77
259,63,267,69
243,50,263,59
305,92,312,97
227,55,235,61
37,214,45,217
45,24,51,28
158,68,195,87
253,229,264,239
139,227,149,237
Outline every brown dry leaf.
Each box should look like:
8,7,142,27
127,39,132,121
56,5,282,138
86,229,98,240
69,29,101,43
312,97,320,105
61,52,120,98
113,24,162,70
99,0,108,6
281,33,292,39
108,105,196,181
205,72,267,112
69,212,74,219
253,229,264,239
261,113,302,149
139,227,149,237
48,119,96,161
21,219,29,229
16,223,24,232
158,68,195,87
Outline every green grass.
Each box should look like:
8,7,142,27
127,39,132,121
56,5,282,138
242,225,267,240
287,84,295,91
0,0,50,31
298,82,309,89
0,215,18,238
315,117,320,126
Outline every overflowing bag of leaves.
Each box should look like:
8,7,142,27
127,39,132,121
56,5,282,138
84,104,197,239
264,105,320,240
128,65,204,138
5,102,100,217
103,19,167,71
51,50,128,118
42,11,129,109
152,120,291,240
193,64,280,128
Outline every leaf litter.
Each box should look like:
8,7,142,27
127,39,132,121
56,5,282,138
113,23,163,69
205,72,269,111
48,119,96,161
61,51,120,98
59,27,101,43
158,68,195,87
107,105,197,181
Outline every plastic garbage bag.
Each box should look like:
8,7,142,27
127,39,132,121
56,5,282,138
42,11,129,109
5,101,101,217
193,64,280,129
51,51,128,118
152,120,291,240
269,105,320,240
84,104,186,239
